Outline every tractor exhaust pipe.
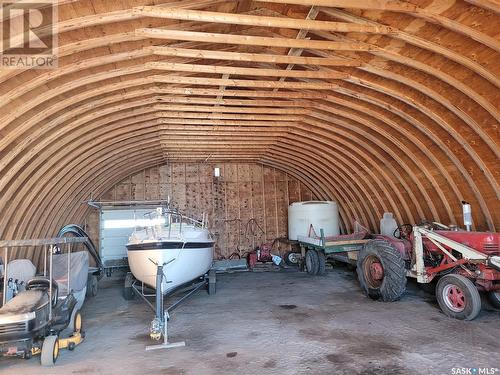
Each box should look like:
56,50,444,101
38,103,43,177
462,201,472,232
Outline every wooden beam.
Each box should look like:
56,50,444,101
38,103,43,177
153,87,328,98
158,119,294,126
253,0,417,12
154,96,310,107
464,0,500,14
274,6,319,93
148,46,361,66
152,75,337,89
154,104,307,114
156,112,303,120
134,6,394,33
135,28,376,51
147,61,348,79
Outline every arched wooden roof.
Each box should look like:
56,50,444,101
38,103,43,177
0,0,498,240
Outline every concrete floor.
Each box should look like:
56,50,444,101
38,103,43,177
1,266,499,375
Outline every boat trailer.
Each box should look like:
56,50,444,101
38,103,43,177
124,260,216,351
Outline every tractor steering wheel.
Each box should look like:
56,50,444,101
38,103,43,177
393,224,413,240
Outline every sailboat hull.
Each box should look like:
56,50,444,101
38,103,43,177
127,242,214,294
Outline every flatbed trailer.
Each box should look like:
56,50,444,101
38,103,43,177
296,228,369,274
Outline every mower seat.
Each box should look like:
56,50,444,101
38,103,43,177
26,277,59,306
0,289,48,315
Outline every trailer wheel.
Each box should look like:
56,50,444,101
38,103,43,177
208,270,216,295
305,249,319,275
317,251,326,276
357,240,406,302
487,291,500,309
41,335,59,366
284,251,301,267
436,274,481,320
86,275,98,297
123,272,135,300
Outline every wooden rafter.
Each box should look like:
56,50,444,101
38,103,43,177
135,29,377,51
134,6,394,33
152,75,338,89
147,62,348,79
148,46,361,66
153,87,328,98
153,104,308,114
253,0,418,12
154,96,309,106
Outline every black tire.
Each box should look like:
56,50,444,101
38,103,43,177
68,342,76,351
356,240,407,302
86,275,98,298
305,249,319,275
284,251,301,267
487,291,500,309
208,281,216,295
123,273,135,300
317,250,326,276
41,335,59,366
436,274,481,320
208,270,216,295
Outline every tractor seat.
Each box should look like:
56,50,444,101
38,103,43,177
26,277,59,306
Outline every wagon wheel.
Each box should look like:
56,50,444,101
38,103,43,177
305,249,319,275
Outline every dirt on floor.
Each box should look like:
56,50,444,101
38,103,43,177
1,266,499,375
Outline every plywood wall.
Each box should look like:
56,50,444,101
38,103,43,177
86,163,315,259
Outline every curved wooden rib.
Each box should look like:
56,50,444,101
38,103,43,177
0,0,498,244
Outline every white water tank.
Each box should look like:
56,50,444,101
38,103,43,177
380,212,398,237
288,201,339,241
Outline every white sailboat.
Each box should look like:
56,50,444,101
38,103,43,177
126,207,214,294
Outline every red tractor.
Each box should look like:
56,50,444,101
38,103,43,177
356,223,500,320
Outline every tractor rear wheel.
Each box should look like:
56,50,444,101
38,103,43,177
305,249,319,275
436,274,481,320
487,291,500,309
356,240,407,302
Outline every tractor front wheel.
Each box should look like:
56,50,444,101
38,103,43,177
436,274,481,320
487,290,500,309
356,240,407,302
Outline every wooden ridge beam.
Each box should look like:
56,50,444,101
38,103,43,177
159,124,288,131
154,96,310,107
158,119,294,126
147,61,349,79
160,140,277,144
134,6,394,33
253,0,418,12
135,28,376,51
154,104,307,114
152,75,337,89
153,87,328,98
148,46,361,66
156,112,302,121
